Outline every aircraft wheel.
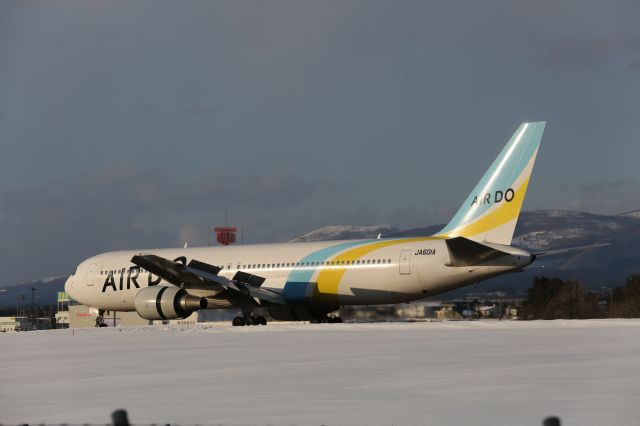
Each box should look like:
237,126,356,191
244,315,254,326
232,316,245,326
255,316,267,326
329,317,343,323
95,315,106,328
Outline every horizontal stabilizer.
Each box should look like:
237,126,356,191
445,237,512,267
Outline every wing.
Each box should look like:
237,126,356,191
130,254,287,306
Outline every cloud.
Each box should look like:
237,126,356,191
542,33,640,67
0,167,349,284
181,104,215,118
493,1,640,68
177,224,208,247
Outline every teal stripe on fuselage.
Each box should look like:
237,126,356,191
439,122,544,234
282,239,376,303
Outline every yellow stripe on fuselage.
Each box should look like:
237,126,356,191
314,236,438,303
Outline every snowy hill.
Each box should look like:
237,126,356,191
0,276,67,312
620,210,640,220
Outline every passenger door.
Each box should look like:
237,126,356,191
399,250,412,275
85,263,98,286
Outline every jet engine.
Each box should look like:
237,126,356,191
134,286,207,320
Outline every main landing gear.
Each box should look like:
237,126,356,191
232,313,267,326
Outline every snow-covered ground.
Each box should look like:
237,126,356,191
2,320,640,425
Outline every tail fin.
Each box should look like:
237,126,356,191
436,122,545,245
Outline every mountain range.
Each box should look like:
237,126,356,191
1,209,638,309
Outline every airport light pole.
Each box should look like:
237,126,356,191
601,287,613,318
31,287,36,325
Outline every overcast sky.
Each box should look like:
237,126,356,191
1,0,639,284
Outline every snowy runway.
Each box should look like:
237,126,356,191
2,320,640,425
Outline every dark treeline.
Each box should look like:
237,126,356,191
521,275,640,320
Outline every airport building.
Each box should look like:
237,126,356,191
0,316,33,332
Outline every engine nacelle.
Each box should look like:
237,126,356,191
134,286,207,320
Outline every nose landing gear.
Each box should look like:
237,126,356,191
95,309,108,327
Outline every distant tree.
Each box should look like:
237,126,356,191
521,277,600,320
613,274,640,317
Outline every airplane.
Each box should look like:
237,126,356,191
64,121,604,326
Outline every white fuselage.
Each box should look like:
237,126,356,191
65,236,531,311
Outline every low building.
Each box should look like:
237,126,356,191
68,305,151,328
0,316,32,332
435,305,464,320
55,291,70,328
